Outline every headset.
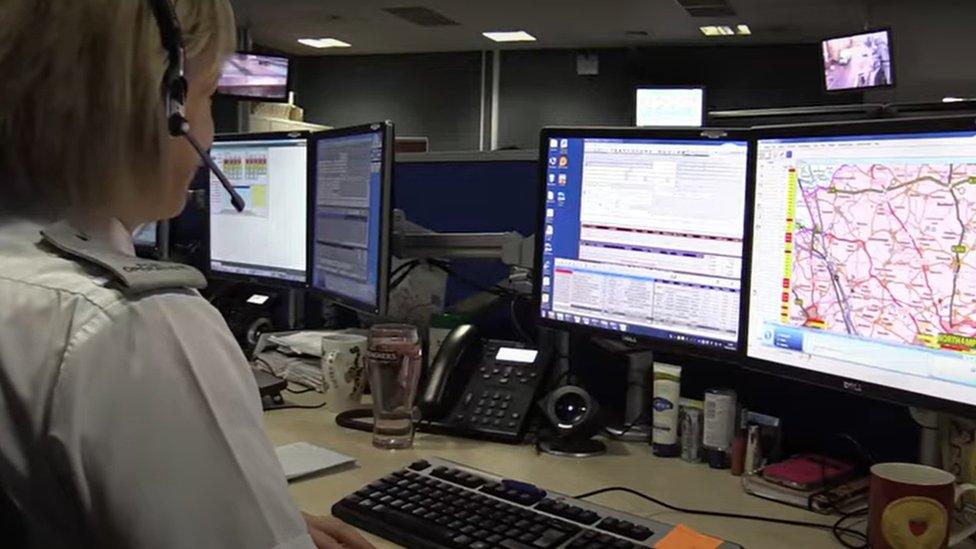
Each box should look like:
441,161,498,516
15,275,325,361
146,0,245,212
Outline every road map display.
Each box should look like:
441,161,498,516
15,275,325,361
748,130,976,406
791,160,976,347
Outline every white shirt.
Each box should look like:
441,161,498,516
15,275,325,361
0,218,315,549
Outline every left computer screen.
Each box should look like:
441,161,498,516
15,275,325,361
208,134,308,284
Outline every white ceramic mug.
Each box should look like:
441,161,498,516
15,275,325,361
321,333,368,413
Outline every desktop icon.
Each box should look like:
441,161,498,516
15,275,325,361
620,324,628,332
549,173,556,183
544,242,553,253
549,138,559,149
546,208,555,218
542,294,550,304
548,157,558,167
560,139,569,149
543,260,551,272
558,174,567,186
547,191,555,202
542,276,551,287
545,225,554,236
556,192,566,204
558,156,568,168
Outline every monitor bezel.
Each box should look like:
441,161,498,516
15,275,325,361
534,126,756,361
633,85,708,128
745,115,976,418
821,27,895,93
306,122,394,316
134,219,169,260
216,51,293,103
206,130,311,288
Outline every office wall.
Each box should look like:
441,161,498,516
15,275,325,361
865,0,976,103
292,52,484,151
497,45,846,149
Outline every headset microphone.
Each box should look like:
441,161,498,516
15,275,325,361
183,131,245,211
147,0,245,212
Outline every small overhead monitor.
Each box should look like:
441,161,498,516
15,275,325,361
536,127,752,355
822,28,893,92
748,116,976,415
635,87,706,128
307,122,394,315
208,131,309,286
217,52,291,102
133,220,168,259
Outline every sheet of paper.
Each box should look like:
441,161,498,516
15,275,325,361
654,524,723,549
275,442,356,481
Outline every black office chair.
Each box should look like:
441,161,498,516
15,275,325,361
0,487,26,548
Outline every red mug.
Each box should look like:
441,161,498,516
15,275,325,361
869,462,976,548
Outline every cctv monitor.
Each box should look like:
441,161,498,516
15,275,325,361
747,116,976,414
307,122,394,315
635,87,706,128
217,52,291,102
822,28,893,92
535,127,752,355
208,132,309,286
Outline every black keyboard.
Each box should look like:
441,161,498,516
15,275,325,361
333,457,743,549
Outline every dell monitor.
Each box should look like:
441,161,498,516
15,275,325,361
134,220,168,260
217,52,291,102
535,128,752,354
822,28,893,92
747,116,976,414
208,132,309,285
635,87,706,128
307,122,394,315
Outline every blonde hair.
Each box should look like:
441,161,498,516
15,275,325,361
0,0,235,217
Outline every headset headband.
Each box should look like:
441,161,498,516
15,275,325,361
146,0,188,137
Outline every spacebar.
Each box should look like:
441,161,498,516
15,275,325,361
372,506,456,546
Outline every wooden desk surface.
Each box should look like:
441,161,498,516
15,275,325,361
264,403,851,548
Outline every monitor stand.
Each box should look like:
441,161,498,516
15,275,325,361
910,407,940,467
598,339,655,443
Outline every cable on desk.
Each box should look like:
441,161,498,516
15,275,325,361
832,508,868,549
266,400,328,411
573,486,868,545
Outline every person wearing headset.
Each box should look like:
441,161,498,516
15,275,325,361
0,1,373,548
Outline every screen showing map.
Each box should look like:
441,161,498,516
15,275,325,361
748,130,976,405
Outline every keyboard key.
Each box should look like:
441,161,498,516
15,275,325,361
452,535,473,546
470,543,489,549
408,460,430,471
501,539,535,549
486,534,504,544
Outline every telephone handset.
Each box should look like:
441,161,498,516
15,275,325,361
419,325,548,444
419,324,482,418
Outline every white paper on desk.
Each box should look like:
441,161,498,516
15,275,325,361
275,442,356,481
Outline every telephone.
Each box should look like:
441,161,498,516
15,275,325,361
418,325,549,443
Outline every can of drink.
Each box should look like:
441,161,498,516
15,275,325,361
680,406,703,463
703,388,737,469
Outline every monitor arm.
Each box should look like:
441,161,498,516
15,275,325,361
391,209,535,269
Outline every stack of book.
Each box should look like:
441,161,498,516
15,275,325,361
741,471,869,514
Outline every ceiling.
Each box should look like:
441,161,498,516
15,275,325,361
228,0,879,56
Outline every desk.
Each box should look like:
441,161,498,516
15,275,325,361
264,400,850,548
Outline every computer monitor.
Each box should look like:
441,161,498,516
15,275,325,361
307,122,394,315
635,87,706,128
217,52,291,102
747,116,976,414
133,220,168,259
208,132,309,285
822,28,893,92
535,128,752,354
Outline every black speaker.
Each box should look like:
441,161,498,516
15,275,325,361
538,385,606,457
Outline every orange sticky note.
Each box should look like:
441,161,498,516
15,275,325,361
654,524,723,549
